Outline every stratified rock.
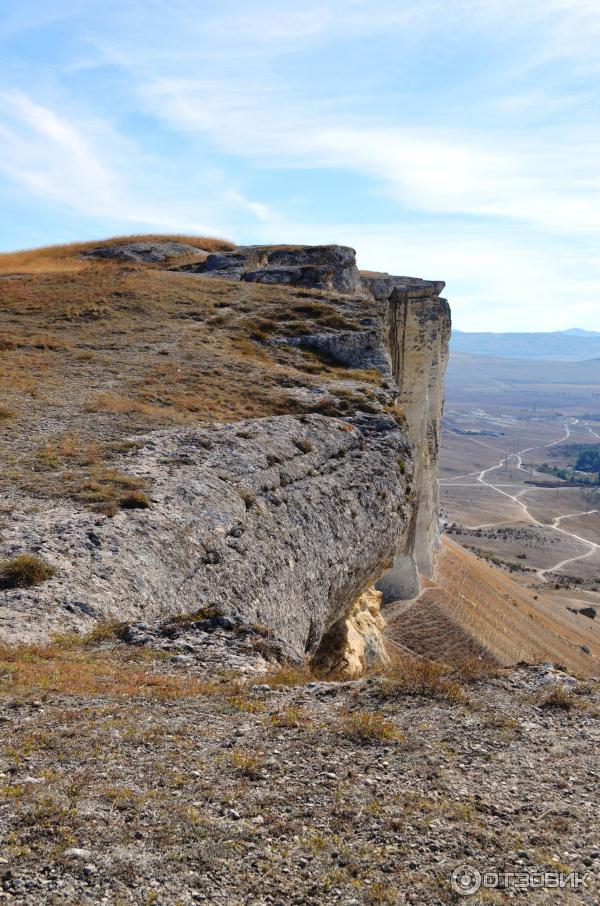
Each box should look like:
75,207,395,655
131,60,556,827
181,244,362,294
283,330,393,380
83,241,205,263
0,414,412,656
1,242,450,671
368,273,451,600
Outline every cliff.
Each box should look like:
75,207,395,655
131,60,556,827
0,239,450,668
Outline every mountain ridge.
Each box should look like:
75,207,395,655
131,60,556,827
451,328,600,360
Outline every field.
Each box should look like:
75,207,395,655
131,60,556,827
430,351,600,669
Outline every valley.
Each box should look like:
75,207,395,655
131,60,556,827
427,365,600,668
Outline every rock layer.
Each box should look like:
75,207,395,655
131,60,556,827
366,274,451,601
177,244,363,294
0,415,412,652
311,587,390,677
0,243,450,664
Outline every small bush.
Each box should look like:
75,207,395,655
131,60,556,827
231,751,265,779
541,686,578,711
378,657,464,702
452,657,500,684
338,709,402,745
119,490,151,510
0,406,13,420
266,707,309,728
0,554,56,590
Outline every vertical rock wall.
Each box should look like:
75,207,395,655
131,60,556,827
362,275,451,602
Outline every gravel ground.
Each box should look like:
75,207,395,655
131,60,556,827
1,642,599,906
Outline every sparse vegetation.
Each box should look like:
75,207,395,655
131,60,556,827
0,234,234,276
230,750,266,779
338,709,403,744
377,657,465,702
0,236,385,512
540,686,579,711
0,554,56,591
119,490,151,510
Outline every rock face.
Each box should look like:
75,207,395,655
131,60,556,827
177,244,363,294
0,415,412,652
0,243,450,667
363,274,452,601
83,241,205,263
311,587,390,677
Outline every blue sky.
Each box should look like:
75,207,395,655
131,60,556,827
0,0,599,331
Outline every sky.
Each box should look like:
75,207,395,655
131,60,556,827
0,0,599,331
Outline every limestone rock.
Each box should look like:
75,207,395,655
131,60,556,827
1,242,451,671
180,244,363,294
83,241,205,263
283,330,393,381
370,274,451,601
0,414,412,654
312,587,390,678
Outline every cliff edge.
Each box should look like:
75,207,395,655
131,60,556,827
0,239,450,669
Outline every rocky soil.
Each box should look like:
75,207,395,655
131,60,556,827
1,635,599,906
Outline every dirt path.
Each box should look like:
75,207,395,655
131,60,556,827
444,420,599,580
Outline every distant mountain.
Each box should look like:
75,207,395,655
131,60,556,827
562,328,600,336
451,329,600,360
447,352,600,388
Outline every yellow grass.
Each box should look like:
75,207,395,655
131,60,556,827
0,234,234,275
0,641,210,699
0,234,382,523
386,537,600,676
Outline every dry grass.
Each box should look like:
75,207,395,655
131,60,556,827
385,537,600,676
338,709,403,744
0,555,56,591
257,666,313,687
540,686,580,711
0,640,210,700
230,751,266,779
0,246,380,506
265,706,310,728
0,234,234,276
377,657,465,702
117,489,151,510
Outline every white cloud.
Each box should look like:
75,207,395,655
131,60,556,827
137,74,600,238
0,90,271,237
1,0,599,330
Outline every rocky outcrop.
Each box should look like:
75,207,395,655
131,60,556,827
311,587,390,677
176,244,363,294
283,330,394,381
0,243,450,668
366,274,452,601
0,414,412,652
83,241,207,263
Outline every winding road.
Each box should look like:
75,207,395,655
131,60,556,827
441,419,600,582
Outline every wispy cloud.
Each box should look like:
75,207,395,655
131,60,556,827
1,0,599,329
0,90,272,236
138,76,600,236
